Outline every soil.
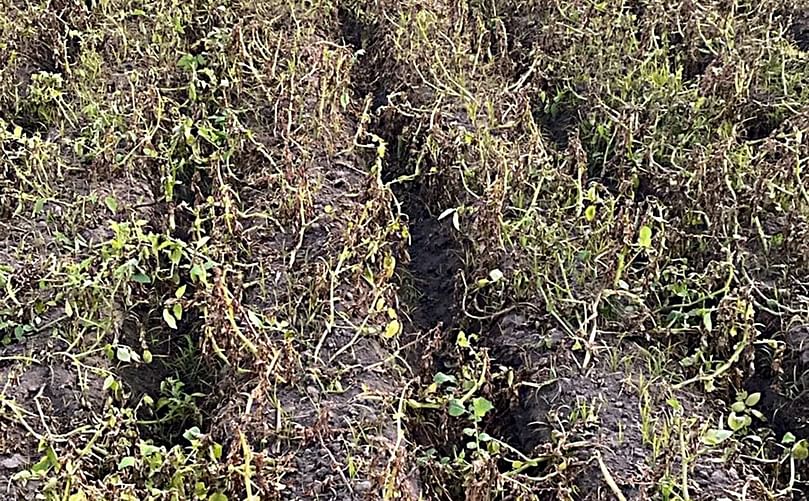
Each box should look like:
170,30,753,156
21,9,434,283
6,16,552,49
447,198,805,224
791,9,809,51
487,310,752,500
746,323,809,441
3,1,809,499
404,208,460,335
392,196,755,499
0,336,107,497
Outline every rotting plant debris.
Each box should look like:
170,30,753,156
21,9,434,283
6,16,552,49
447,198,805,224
1,1,809,500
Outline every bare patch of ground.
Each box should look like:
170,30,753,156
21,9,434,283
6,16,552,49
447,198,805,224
0,336,107,496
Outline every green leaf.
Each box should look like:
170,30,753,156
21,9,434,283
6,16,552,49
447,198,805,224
163,309,178,330
170,246,183,265
142,349,153,364
195,482,208,497
33,197,45,215
132,273,151,284
183,426,202,442
118,456,136,469
190,263,207,284
792,439,809,460
702,428,733,446
175,284,187,298
702,311,712,332
727,413,749,432
448,399,465,417
173,303,183,321
31,456,52,474
45,446,58,471
208,494,228,501
638,225,653,248
433,372,456,385
745,392,761,407
730,401,746,413
68,492,87,501
247,309,263,328
782,432,797,444
104,196,118,213
749,409,766,421
178,53,196,71
472,397,494,419
116,346,132,363
139,442,161,457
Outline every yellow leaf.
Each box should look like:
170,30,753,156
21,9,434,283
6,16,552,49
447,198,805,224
382,254,396,279
585,205,596,221
384,319,401,339
638,225,653,248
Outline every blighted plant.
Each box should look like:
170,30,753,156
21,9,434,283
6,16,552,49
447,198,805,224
2,0,809,500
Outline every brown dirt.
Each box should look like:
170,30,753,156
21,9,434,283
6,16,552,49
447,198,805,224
0,336,107,497
488,314,754,500
2,1,809,499
746,323,809,441
791,9,809,51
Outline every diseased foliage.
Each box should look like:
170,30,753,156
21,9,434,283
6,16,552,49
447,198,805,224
1,0,808,499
